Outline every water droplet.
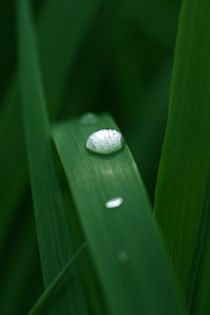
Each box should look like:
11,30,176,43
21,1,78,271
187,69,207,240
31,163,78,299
118,250,129,263
80,112,98,125
86,129,125,155
105,197,123,209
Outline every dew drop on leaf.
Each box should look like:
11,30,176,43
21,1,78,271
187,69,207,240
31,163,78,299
118,250,129,263
80,112,98,125
105,197,123,209
86,129,125,155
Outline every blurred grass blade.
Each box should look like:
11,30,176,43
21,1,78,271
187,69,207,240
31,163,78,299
126,58,173,202
17,0,88,314
0,0,100,252
116,0,180,49
38,0,101,113
52,114,185,315
154,0,210,306
28,243,87,315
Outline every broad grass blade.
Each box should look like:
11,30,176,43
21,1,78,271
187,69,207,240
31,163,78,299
52,114,185,315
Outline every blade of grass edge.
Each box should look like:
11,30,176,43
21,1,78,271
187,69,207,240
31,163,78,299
17,0,88,314
62,191,107,315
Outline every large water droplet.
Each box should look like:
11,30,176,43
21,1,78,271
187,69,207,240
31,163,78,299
105,197,123,209
118,250,129,263
80,112,98,125
86,129,125,155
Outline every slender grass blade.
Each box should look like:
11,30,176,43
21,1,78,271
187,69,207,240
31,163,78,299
17,0,88,313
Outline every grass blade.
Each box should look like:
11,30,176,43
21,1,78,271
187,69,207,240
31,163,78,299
52,113,185,315
17,0,88,314
28,243,87,315
154,0,210,306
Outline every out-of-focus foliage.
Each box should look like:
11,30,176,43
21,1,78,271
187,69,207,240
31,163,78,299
1,0,210,314
0,0,179,313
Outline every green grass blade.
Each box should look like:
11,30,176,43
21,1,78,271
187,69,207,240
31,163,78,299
28,243,87,315
154,0,210,306
52,114,185,315
0,0,100,252
17,0,88,314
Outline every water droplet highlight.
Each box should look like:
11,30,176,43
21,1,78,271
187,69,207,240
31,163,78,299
105,197,123,209
80,112,98,125
118,250,129,263
86,129,125,155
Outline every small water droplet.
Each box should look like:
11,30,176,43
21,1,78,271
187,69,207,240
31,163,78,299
118,250,129,263
86,129,125,155
80,112,98,125
105,197,123,209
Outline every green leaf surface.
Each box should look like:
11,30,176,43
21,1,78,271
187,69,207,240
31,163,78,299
52,114,185,315
17,0,88,314
154,0,210,306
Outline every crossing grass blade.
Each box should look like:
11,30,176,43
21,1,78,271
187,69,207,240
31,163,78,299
154,0,210,307
17,0,88,314
28,243,87,315
52,113,186,315
0,0,100,253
